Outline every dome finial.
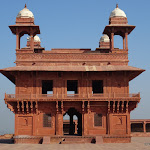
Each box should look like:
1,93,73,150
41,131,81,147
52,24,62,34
25,4,27,8
116,4,118,8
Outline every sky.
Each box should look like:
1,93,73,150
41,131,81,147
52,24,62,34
0,0,150,134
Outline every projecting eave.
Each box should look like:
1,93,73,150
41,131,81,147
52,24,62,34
9,25,40,35
0,70,15,84
103,24,135,36
0,65,145,84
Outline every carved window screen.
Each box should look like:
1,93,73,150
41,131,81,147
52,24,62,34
43,114,51,127
94,114,102,126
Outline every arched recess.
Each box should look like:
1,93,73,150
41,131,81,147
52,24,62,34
63,107,82,136
20,34,29,49
114,35,123,49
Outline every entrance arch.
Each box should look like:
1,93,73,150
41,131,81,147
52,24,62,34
63,107,82,136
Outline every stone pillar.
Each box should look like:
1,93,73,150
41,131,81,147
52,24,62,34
56,113,63,135
123,37,125,50
125,33,128,50
16,34,20,50
111,32,114,50
30,34,34,50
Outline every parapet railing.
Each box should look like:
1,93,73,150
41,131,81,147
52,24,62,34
5,93,140,100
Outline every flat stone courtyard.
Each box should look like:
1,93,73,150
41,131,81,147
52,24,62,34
0,137,150,150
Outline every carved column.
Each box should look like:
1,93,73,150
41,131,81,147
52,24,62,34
125,32,128,50
110,32,114,50
55,101,63,135
16,33,20,50
123,36,125,50
30,28,34,50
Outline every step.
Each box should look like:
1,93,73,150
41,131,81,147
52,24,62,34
61,141,86,144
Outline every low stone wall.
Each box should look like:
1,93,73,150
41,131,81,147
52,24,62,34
103,135,131,143
131,132,150,137
14,135,42,144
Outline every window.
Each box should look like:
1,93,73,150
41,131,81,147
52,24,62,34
67,80,78,94
94,114,102,126
92,80,103,94
43,114,51,127
42,80,53,94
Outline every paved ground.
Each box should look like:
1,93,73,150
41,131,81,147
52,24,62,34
0,137,150,150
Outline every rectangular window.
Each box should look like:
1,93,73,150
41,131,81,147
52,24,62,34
42,80,53,94
92,80,103,94
43,114,51,127
67,80,78,94
94,114,102,126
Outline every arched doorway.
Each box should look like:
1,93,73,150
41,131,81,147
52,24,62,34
63,107,82,136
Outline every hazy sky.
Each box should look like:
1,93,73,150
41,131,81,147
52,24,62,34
0,0,150,134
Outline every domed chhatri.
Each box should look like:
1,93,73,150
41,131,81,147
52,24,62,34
27,35,41,42
109,4,126,18
34,35,41,42
17,4,34,18
100,34,110,43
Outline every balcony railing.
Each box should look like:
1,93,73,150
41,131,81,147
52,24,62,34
5,93,140,101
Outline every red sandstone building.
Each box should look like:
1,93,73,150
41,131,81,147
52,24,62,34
0,4,145,143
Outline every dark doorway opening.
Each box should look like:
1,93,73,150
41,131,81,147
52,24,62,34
92,80,103,94
42,80,53,94
146,123,150,132
63,108,82,136
67,80,78,94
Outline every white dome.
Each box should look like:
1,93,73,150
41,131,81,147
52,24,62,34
34,35,41,42
27,35,41,42
109,5,126,18
17,4,34,18
100,34,110,42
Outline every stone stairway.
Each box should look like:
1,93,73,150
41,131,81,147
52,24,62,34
50,136,96,144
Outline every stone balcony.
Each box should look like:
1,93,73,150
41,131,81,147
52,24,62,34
5,93,140,102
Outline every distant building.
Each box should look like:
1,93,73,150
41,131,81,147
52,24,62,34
0,4,145,143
